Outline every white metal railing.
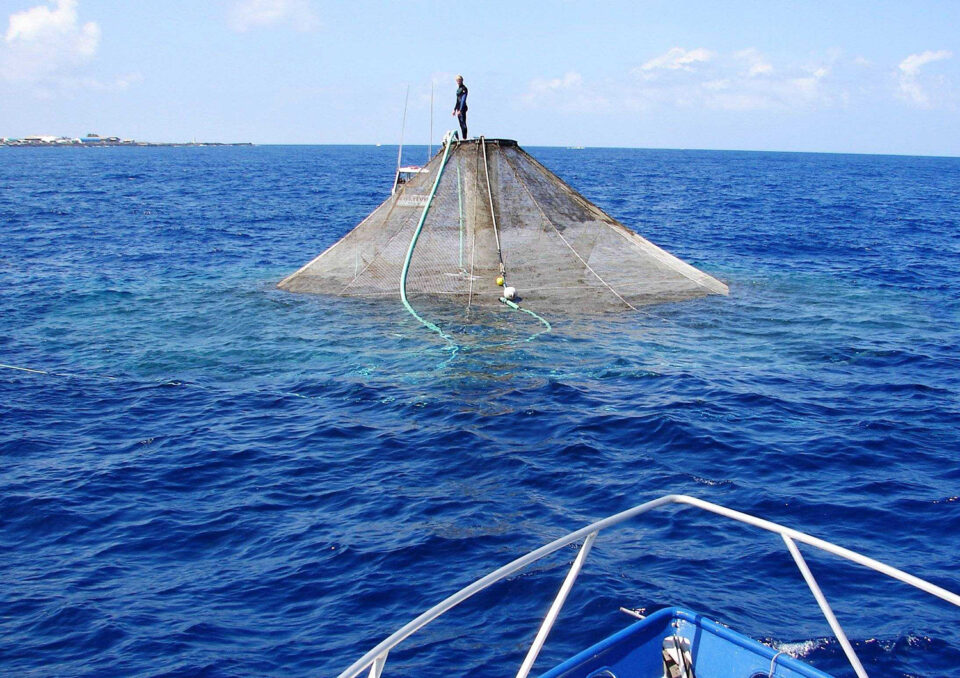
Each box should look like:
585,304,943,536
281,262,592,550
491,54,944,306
337,494,960,678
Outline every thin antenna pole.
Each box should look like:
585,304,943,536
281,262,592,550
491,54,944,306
429,80,434,160
396,85,409,177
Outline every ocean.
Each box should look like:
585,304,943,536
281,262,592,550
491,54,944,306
1,144,958,677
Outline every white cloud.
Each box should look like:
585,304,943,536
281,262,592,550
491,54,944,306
735,48,773,77
528,71,583,93
523,50,852,114
898,50,951,77
790,67,829,96
521,71,610,112
524,49,956,116
638,47,713,74
1,0,100,84
634,50,836,111
228,0,320,32
896,50,952,107
25,70,142,100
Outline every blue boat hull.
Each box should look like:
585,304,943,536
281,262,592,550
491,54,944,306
540,608,833,678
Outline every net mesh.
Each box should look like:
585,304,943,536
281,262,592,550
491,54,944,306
278,139,728,312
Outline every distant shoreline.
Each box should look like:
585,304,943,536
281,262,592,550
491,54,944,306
1,141,253,148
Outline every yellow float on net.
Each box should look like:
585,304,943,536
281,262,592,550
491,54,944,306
496,276,505,286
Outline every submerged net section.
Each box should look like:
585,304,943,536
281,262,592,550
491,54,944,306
277,154,439,299
278,139,727,313
497,145,728,311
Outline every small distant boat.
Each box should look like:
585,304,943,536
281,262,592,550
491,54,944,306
338,495,960,678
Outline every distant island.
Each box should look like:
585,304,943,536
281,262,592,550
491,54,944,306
1,133,252,147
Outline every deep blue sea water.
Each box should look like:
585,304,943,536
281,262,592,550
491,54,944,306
1,144,958,678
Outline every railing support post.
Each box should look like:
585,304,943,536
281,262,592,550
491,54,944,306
782,534,868,678
367,651,388,678
515,531,599,678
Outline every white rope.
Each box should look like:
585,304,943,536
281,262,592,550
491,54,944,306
1,362,48,375
467,140,482,309
0,362,117,380
518,151,725,295
499,150,636,311
457,159,464,270
768,650,786,677
480,137,505,275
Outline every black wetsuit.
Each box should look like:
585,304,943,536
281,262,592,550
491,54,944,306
454,84,468,139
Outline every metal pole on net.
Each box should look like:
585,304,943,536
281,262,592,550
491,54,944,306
394,85,410,193
397,86,409,173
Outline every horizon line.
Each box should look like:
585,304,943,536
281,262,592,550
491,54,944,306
4,139,958,159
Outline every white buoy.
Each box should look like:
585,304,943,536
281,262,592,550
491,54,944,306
504,286,517,300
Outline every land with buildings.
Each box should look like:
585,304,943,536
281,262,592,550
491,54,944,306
1,133,251,147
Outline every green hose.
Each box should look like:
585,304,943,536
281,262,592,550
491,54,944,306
399,132,458,363
457,162,464,270
399,132,551,363
499,297,552,342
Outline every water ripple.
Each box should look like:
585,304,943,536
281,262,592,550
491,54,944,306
1,146,958,677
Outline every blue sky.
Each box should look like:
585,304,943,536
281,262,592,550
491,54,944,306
1,0,958,155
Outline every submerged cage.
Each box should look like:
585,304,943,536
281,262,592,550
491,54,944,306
279,137,728,313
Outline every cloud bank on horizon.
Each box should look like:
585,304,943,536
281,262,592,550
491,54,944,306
523,46,954,114
0,0,957,155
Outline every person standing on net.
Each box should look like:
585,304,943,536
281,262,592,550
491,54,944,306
452,75,468,139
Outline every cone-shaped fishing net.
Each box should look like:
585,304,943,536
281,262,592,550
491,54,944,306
278,139,727,312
